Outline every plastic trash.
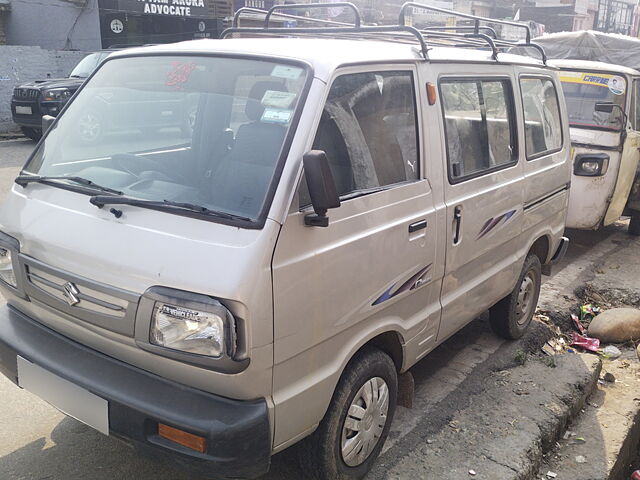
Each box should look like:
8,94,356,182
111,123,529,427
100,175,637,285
572,313,587,334
602,345,622,359
570,332,601,352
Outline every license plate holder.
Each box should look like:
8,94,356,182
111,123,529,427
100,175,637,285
15,106,32,115
17,356,109,435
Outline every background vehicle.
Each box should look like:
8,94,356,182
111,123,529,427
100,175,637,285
537,32,640,235
0,4,570,479
10,50,117,141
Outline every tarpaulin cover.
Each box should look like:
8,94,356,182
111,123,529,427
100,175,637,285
533,30,640,71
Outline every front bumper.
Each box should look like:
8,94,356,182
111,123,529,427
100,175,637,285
0,305,271,479
11,100,63,128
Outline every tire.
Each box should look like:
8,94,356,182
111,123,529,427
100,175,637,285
20,126,41,141
629,212,640,236
489,253,542,340
298,348,398,480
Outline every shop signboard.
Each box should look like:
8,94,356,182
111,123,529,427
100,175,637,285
233,0,275,12
110,0,209,18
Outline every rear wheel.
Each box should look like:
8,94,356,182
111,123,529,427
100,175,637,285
298,348,397,480
489,253,542,340
629,211,640,236
20,126,41,141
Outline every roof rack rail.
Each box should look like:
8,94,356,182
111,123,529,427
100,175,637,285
221,24,430,59
399,2,546,63
232,7,353,28
420,25,498,39
399,1,531,42
264,2,361,28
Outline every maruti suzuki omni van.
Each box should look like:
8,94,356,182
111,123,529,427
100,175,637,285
0,14,570,480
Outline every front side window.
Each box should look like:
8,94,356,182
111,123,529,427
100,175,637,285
559,70,626,131
24,55,308,224
306,70,419,202
520,77,563,158
441,79,517,182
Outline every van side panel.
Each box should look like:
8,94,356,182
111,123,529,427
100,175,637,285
270,65,442,449
436,65,525,342
518,68,572,255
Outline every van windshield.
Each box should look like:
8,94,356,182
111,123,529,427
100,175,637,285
24,55,308,224
559,70,626,131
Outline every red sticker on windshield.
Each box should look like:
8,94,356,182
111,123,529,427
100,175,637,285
166,62,196,89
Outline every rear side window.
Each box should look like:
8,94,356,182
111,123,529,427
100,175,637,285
441,79,517,182
306,70,419,202
520,77,563,158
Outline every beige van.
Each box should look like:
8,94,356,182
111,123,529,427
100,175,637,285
0,3,570,479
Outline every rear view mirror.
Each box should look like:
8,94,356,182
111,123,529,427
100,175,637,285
303,150,341,227
42,115,55,133
595,102,615,113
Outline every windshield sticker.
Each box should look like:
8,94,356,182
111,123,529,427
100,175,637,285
608,76,625,95
166,61,196,89
261,108,293,124
261,90,297,109
559,71,626,94
271,65,303,80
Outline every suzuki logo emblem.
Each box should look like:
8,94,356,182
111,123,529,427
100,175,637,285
62,282,80,306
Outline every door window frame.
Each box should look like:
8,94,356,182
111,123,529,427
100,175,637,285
438,75,519,185
518,74,564,161
298,63,424,210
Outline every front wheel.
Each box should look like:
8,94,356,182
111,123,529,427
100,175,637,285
629,211,640,236
298,348,397,480
489,253,542,340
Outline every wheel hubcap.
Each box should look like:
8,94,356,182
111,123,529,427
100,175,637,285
341,377,389,467
516,272,536,325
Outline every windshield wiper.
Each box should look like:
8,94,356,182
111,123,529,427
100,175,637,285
15,175,123,195
89,195,252,222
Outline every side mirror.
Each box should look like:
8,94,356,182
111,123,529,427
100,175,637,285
303,150,340,227
42,115,55,133
595,102,615,113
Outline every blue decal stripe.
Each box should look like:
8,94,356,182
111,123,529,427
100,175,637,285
372,264,432,306
477,209,517,239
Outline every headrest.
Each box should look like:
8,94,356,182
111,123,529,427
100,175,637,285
245,81,288,121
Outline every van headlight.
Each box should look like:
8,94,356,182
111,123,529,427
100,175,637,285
135,287,245,371
0,247,16,288
150,302,228,357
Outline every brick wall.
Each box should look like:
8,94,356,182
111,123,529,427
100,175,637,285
0,46,87,132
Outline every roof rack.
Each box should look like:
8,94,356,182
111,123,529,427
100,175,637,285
221,1,547,64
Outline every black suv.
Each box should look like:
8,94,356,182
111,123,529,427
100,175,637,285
11,50,117,141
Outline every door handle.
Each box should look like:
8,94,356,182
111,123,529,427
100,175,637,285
408,219,428,233
453,206,462,244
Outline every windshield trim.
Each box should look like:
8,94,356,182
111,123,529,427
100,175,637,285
21,52,315,230
560,68,628,133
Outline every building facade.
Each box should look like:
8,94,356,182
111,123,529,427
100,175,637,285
1,0,232,51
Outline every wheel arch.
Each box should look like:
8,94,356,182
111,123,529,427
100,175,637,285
527,234,551,264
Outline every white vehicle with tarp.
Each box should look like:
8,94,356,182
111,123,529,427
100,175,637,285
534,31,640,235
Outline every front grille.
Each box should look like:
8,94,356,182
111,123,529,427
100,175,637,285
20,255,140,336
13,88,39,100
